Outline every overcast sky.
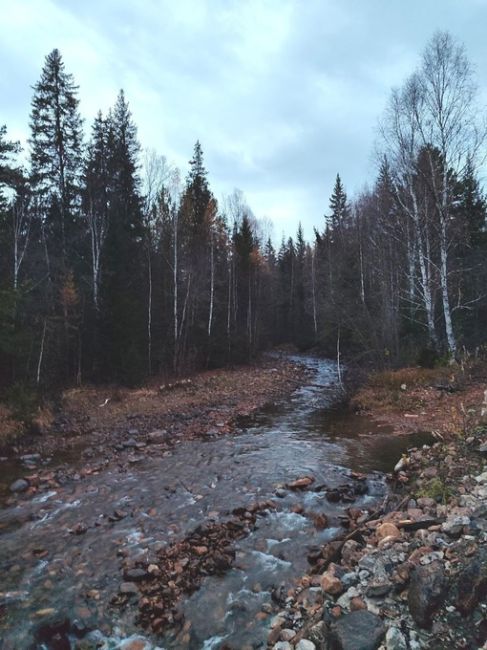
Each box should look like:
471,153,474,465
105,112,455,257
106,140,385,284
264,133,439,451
1,0,487,241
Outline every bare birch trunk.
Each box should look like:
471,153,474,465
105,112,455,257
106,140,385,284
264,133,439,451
36,320,47,386
311,249,318,338
207,232,214,338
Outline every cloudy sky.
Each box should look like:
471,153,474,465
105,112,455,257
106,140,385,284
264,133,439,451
1,0,487,240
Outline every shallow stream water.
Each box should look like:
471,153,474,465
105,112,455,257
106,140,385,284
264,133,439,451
0,357,430,649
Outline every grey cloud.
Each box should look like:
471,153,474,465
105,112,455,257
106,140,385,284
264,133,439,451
2,0,487,239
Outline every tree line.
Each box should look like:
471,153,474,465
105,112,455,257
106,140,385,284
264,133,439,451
1,32,486,393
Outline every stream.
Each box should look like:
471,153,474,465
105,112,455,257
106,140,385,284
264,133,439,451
0,357,431,649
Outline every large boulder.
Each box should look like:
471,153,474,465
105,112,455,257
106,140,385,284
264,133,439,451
408,560,448,628
329,610,385,650
455,550,487,616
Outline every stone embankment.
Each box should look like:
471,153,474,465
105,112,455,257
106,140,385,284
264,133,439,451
267,431,487,649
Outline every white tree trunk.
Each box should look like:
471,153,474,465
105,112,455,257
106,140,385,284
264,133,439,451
207,232,214,338
311,249,318,338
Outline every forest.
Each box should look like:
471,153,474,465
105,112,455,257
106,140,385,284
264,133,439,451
1,31,486,393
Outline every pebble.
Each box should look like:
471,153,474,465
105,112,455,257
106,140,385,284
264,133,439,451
280,628,296,641
386,626,408,650
10,478,29,493
295,641,316,650
119,582,139,595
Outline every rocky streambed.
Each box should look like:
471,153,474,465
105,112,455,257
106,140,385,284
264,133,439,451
0,357,443,649
268,430,487,650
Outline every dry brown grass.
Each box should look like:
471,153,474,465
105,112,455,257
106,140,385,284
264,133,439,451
0,403,24,445
368,366,457,390
352,361,487,439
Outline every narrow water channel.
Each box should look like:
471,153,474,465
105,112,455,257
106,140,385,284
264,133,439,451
0,357,429,649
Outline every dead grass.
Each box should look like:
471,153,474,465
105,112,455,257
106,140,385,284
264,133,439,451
352,361,487,439
0,404,24,445
368,366,457,390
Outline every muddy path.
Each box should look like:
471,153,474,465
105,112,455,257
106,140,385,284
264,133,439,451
0,357,430,649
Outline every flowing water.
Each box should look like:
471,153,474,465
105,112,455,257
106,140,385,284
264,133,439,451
0,357,431,649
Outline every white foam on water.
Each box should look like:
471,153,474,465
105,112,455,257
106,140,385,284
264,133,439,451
249,550,292,571
126,530,143,545
266,510,308,531
266,537,291,551
202,634,228,649
32,490,57,504
33,559,48,575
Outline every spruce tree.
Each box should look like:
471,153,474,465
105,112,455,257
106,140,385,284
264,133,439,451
100,91,146,383
328,173,350,239
28,50,84,384
29,49,83,270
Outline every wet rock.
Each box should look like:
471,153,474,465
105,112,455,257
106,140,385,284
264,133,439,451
280,628,296,641
376,523,400,541
34,615,71,650
119,637,152,650
124,568,147,581
441,515,470,537
120,582,139,596
478,441,487,454
71,522,88,535
307,546,324,564
273,643,293,650
365,579,392,598
337,586,361,610
295,641,316,650
330,610,386,650
455,551,487,615
313,513,329,529
9,478,28,493
326,489,341,503
408,560,447,628
416,497,437,509
108,509,127,522
321,568,344,595
123,437,138,448
192,545,208,556
350,596,367,611
288,476,315,489
341,540,361,566
385,626,408,650
20,453,41,464
147,429,168,444
307,621,328,647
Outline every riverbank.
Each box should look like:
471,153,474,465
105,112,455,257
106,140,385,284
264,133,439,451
351,361,487,438
267,364,487,650
1,355,308,501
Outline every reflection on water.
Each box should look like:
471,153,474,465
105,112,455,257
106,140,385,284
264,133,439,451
0,356,432,649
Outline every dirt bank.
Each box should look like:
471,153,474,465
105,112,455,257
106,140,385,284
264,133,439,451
351,362,487,438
